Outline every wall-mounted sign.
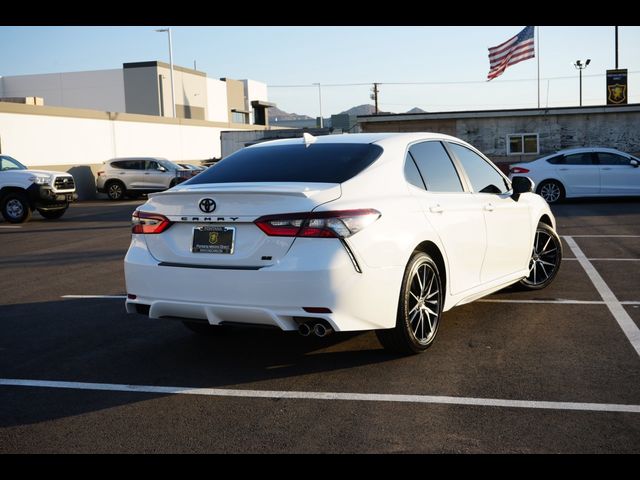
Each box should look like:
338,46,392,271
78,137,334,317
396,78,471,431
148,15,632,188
606,69,628,105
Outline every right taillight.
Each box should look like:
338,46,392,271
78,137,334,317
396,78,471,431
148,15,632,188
132,210,173,234
97,171,105,176
254,209,381,239
510,167,530,174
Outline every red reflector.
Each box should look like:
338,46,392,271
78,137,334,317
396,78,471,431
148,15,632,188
303,307,333,314
510,167,530,174
127,294,137,300
132,210,173,234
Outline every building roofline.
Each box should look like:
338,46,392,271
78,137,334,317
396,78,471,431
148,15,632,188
358,103,640,122
123,61,207,77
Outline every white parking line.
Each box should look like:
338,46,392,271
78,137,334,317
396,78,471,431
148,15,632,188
62,295,126,299
479,299,640,305
562,235,640,238
1,378,639,414
565,236,640,357
564,258,640,262
0,225,22,229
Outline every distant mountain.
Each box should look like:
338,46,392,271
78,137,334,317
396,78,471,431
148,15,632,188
268,106,313,121
338,104,394,116
406,107,427,114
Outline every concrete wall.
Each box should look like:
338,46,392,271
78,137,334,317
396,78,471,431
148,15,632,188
360,108,640,164
1,70,126,113
0,103,273,198
206,78,228,123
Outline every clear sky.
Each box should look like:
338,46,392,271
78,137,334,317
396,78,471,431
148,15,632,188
1,26,638,117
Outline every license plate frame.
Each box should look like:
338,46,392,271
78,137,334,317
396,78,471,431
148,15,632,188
191,226,235,254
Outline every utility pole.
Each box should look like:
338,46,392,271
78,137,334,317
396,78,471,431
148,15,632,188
370,83,379,114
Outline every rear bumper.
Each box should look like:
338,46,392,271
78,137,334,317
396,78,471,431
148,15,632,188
124,236,404,332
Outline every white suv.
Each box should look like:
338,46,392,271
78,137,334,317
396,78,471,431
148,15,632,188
0,155,77,223
96,157,191,200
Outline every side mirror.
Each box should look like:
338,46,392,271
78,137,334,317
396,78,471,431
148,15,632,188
511,176,534,201
631,159,639,168
157,166,167,172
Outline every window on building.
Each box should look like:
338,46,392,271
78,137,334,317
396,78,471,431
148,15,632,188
447,142,509,194
232,111,249,124
507,134,539,155
408,141,463,192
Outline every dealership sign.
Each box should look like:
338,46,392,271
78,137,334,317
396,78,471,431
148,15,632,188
606,69,628,105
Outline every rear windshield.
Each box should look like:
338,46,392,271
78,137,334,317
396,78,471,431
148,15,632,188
187,143,383,184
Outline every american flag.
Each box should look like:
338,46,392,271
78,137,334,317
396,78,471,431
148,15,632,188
487,26,535,81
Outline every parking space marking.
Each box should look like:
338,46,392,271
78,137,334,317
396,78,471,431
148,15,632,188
565,236,640,357
563,235,640,238
479,299,640,305
62,295,126,299
0,226,22,229
1,378,640,414
564,258,640,262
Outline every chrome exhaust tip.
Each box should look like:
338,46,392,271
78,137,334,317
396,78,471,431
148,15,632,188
313,323,333,337
298,323,312,337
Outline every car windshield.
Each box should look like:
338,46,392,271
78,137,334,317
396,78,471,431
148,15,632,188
188,143,384,184
0,155,28,171
158,160,179,171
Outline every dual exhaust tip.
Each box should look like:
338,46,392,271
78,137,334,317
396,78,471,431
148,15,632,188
298,322,333,338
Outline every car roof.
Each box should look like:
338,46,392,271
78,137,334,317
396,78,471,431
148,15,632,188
107,157,169,162
249,132,462,148
542,147,631,157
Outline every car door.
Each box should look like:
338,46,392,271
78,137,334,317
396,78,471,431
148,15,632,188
145,160,169,189
446,142,532,284
554,152,599,195
596,151,640,195
405,141,487,295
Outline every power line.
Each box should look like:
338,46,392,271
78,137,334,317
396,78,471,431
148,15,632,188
269,70,640,88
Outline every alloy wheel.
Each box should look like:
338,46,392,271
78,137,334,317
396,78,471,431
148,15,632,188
524,228,560,286
540,183,561,203
6,198,24,219
407,261,441,344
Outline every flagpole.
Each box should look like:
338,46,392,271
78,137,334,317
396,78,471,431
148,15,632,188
537,26,541,108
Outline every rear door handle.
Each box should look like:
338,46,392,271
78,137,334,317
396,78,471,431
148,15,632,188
429,204,444,214
484,203,495,212
601,167,612,171
558,168,569,171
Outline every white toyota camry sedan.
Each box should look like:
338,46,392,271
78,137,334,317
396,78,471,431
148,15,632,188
125,133,562,354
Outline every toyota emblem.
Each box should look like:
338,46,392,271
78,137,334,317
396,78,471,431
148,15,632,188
199,198,216,213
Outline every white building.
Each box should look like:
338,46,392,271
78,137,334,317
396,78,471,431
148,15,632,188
0,61,280,198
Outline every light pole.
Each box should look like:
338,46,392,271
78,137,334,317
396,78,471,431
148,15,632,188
574,59,591,107
155,28,176,118
313,83,323,128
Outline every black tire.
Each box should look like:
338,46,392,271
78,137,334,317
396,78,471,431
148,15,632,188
169,179,178,189
38,207,67,219
1,191,32,223
518,223,563,290
105,180,126,200
376,252,443,355
537,180,565,204
182,320,229,336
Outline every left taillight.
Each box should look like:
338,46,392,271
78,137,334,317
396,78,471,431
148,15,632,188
254,209,381,239
132,210,173,234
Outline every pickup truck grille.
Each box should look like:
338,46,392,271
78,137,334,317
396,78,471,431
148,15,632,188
54,176,75,191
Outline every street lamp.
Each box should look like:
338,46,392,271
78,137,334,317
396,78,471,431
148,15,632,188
574,59,591,107
155,28,176,118
313,82,323,128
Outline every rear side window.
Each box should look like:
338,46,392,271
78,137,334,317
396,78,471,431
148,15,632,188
403,153,426,189
188,143,383,184
546,155,563,165
408,141,463,192
447,143,509,194
111,160,144,170
563,153,595,165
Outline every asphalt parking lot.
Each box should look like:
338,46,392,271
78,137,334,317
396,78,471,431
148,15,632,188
1,198,640,453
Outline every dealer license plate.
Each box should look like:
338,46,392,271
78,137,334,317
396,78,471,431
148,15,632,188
192,226,235,254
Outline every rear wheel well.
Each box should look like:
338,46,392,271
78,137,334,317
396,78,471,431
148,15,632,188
104,179,126,189
413,241,447,297
536,178,565,194
539,214,553,228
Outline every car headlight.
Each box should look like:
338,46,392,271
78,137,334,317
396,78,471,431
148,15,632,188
29,175,51,185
